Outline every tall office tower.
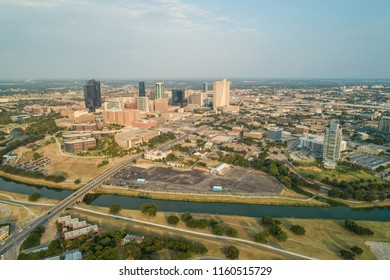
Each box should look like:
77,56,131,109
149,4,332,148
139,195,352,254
189,93,203,107
84,79,102,112
213,78,230,110
323,120,343,163
171,89,185,107
267,128,283,141
203,82,208,92
155,82,164,99
139,81,145,97
378,116,390,134
136,96,149,112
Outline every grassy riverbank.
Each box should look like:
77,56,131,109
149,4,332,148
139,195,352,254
68,203,390,260
96,187,329,207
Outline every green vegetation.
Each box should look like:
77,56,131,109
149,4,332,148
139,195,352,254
74,178,81,184
97,136,127,157
224,246,239,260
166,215,180,225
33,152,42,160
299,163,390,202
290,225,306,235
344,220,374,235
0,118,60,158
20,225,45,251
109,203,122,215
97,159,109,168
351,246,363,255
28,192,41,202
0,164,66,183
268,225,288,241
140,203,157,217
340,249,355,260
225,227,238,237
185,218,209,229
180,213,192,222
18,239,64,260
148,132,176,148
254,231,270,244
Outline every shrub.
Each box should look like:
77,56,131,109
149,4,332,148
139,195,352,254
290,225,306,235
167,216,180,225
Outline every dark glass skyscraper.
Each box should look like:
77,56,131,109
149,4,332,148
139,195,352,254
139,81,145,97
84,79,102,112
171,89,185,107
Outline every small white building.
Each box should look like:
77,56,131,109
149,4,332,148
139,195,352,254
211,163,231,175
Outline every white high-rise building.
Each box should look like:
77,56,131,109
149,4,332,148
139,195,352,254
323,121,343,164
155,83,164,99
213,79,230,110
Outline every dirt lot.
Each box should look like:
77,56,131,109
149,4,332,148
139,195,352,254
106,166,284,196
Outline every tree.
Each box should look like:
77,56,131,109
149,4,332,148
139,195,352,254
350,246,363,255
340,249,355,260
109,203,122,214
140,203,157,217
167,216,180,225
224,246,239,260
261,216,275,226
33,152,42,160
74,178,81,184
254,231,269,244
290,225,306,235
28,192,41,202
180,213,192,222
225,227,238,237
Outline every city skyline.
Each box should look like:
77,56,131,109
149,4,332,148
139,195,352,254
1,0,390,80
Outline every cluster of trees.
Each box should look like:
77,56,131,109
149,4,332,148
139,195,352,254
254,216,288,243
28,192,41,202
125,235,208,260
140,203,157,217
97,136,127,157
18,239,64,260
344,220,374,235
148,132,176,148
325,174,389,202
179,213,238,237
340,246,363,260
0,164,66,183
20,225,45,251
0,118,60,158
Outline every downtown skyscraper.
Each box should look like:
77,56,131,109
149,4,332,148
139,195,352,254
155,82,164,99
323,120,343,165
138,81,145,97
213,79,230,110
84,79,102,112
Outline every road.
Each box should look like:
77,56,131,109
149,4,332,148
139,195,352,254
0,129,194,259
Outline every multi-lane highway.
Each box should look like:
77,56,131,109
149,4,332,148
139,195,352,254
0,131,192,259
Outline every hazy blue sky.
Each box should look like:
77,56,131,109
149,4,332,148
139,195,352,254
1,0,389,79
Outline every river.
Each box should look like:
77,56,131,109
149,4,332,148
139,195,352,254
0,177,389,221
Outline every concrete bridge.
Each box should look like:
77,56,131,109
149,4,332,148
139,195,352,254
0,123,29,134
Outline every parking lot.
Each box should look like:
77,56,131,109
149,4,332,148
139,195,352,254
105,166,284,196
